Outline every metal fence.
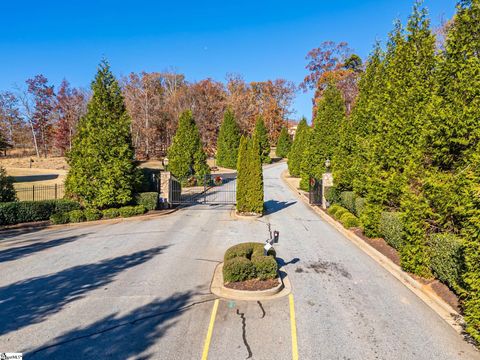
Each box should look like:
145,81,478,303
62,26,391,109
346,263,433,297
14,184,65,201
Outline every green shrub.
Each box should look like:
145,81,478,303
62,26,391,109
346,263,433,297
118,206,137,218
50,212,70,225
325,186,341,205
340,191,356,213
55,199,82,213
84,208,102,221
333,207,348,220
0,200,81,226
379,212,405,250
102,208,120,219
223,257,256,283
134,192,158,211
252,256,278,280
354,197,366,218
429,233,464,291
339,212,361,228
327,204,343,217
68,210,85,223
225,242,275,262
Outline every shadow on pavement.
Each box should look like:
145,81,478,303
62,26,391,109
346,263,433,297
263,200,296,215
0,245,170,337
276,257,300,268
0,234,89,264
27,290,211,359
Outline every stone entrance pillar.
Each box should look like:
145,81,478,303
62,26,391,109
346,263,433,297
160,171,171,208
321,172,333,209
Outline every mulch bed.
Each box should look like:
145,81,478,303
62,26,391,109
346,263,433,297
225,278,279,291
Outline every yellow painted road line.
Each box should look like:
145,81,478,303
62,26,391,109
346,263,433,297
201,298,219,360
289,293,299,360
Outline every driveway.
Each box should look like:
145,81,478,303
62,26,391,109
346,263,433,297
0,162,478,359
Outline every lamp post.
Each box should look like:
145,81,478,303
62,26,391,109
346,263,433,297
162,157,169,172
325,158,331,173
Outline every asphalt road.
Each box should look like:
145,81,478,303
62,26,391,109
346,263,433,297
0,162,478,359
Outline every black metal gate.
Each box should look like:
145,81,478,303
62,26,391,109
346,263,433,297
309,177,323,205
169,173,236,205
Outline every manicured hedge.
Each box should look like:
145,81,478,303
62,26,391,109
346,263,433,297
339,191,356,214
0,200,80,226
252,256,278,280
84,208,102,221
327,204,342,217
379,212,404,250
102,208,120,219
429,233,465,291
339,212,361,229
68,210,86,223
223,257,256,282
223,242,278,283
134,192,159,211
50,212,70,225
118,205,147,217
354,197,366,218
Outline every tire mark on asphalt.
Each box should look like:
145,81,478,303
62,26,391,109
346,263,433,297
236,309,253,359
257,301,266,319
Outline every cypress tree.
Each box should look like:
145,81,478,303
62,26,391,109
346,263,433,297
65,60,139,208
275,127,292,158
216,108,240,169
254,116,271,164
287,118,309,177
423,0,480,342
167,110,209,179
236,136,249,213
301,83,345,190
247,134,264,214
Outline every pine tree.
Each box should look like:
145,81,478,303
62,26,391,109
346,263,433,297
275,127,292,158
301,83,345,190
0,166,16,202
287,118,309,177
65,60,139,208
254,116,271,164
167,110,209,179
216,108,240,169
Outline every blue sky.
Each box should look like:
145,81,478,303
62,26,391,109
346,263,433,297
1,0,456,120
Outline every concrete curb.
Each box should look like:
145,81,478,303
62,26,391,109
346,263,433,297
211,262,292,301
280,169,467,336
0,207,178,233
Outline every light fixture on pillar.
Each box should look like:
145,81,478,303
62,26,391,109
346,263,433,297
325,158,331,172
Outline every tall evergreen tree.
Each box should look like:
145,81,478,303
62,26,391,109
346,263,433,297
65,60,139,208
247,134,264,214
301,83,345,190
167,110,209,179
236,136,249,212
216,108,240,169
254,115,271,164
287,117,309,177
423,0,480,342
275,127,292,158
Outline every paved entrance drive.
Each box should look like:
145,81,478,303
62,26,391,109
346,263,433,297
0,163,478,359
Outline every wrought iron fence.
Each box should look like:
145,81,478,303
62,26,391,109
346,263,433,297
14,184,65,201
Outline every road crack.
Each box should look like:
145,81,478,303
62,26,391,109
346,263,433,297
236,309,253,359
257,301,266,319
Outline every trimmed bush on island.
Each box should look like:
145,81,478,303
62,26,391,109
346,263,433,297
223,243,278,285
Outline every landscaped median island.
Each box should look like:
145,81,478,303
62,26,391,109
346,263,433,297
211,242,291,300
223,242,279,291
